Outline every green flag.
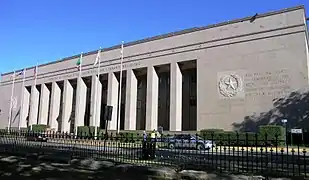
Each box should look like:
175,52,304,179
76,53,82,70
76,58,81,66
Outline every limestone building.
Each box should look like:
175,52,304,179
0,6,308,132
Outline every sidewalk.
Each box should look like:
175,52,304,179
48,139,143,148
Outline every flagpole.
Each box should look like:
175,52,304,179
79,53,83,77
117,41,124,134
94,48,101,139
0,72,2,86
8,71,16,133
30,63,38,131
75,53,83,137
18,69,26,131
34,63,38,86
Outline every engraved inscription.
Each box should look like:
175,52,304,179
47,61,141,82
244,69,291,97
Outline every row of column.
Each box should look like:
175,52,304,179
18,62,183,132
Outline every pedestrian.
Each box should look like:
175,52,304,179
142,131,148,159
143,131,147,142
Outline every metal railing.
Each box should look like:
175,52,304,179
0,130,308,178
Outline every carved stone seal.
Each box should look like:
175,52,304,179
218,74,243,97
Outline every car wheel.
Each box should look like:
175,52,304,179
196,144,205,150
168,143,175,149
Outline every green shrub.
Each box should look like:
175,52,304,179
199,128,284,147
20,127,28,131
114,132,143,143
29,124,49,132
258,125,285,145
200,129,224,136
98,129,107,139
199,131,258,146
77,126,90,138
88,126,101,138
74,127,143,141
76,126,106,139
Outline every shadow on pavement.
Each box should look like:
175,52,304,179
0,154,168,180
0,155,103,180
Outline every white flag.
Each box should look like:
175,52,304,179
93,49,101,66
12,96,17,110
121,42,124,56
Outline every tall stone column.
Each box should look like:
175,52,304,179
49,82,61,130
125,69,137,130
170,62,182,131
75,78,87,128
19,87,30,128
145,66,158,131
61,80,73,132
38,84,50,125
90,75,102,127
29,85,40,126
107,72,119,130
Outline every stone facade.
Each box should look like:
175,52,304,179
0,6,308,132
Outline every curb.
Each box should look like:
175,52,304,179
48,139,142,148
215,146,309,153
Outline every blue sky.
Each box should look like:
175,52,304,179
1,0,308,74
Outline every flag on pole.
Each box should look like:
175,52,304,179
33,63,38,86
22,68,26,79
117,41,124,133
34,65,38,78
8,71,16,132
16,69,25,76
76,53,83,70
93,49,101,66
12,96,17,111
10,71,18,80
18,68,26,130
121,42,124,57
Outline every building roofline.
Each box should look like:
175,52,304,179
1,5,306,76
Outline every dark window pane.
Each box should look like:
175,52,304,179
189,97,196,106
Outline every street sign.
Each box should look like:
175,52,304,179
291,129,302,134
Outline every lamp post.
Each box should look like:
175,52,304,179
281,119,288,146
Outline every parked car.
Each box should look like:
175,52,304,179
167,134,215,150
25,132,48,142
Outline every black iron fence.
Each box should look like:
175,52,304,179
0,130,308,178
